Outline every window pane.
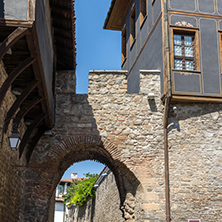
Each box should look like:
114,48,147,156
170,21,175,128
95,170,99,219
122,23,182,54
174,45,182,56
174,35,181,45
173,32,196,71
185,61,194,70
130,6,136,46
122,26,127,63
175,60,183,70
184,36,192,46
140,0,147,24
174,35,182,56
59,185,64,195
184,36,193,57
185,46,193,57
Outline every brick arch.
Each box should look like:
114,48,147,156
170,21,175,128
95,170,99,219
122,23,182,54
24,135,141,221
32,135,122,197
43,135,122,192
46,135,121,165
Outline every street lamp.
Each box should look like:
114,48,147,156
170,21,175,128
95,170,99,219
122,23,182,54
8,131,21,150
0,118,22,150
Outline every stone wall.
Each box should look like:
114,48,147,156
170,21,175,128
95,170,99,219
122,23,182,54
168,103,222,221
93,170,123,222
0,61,26,222
23,69,166,222
67,199,94,222
88,70,166,221
87,70,222,221
22,68,222,222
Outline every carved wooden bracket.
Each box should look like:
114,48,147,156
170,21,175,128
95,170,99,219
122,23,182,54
19,113,46,159
4,80,39,133
0,27,28,61
0,57,36,107
15,96,43,121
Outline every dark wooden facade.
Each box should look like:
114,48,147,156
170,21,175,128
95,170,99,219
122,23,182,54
105,0,164,94
104,0,222,102
0,0,76,161
169,0,222,102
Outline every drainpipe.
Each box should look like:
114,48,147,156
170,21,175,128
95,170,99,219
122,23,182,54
163,0,171,221
164,97,171,222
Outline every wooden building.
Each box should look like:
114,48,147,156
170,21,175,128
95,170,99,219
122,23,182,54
0,1,76,220
103,1,222,221
0,0,76,161
104,0,222,103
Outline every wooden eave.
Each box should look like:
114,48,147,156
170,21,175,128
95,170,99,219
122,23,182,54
50,0,76,70
104,0,132,31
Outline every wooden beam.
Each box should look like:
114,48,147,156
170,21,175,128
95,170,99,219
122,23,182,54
27,0,36,21
25,30,37,58
27,26,54,127
0,19,33,28
168,10,222,20
4,80,39,133
26,125,46,163
0,57,36,107
15,96,43,121
53,22,72,30
54,32,72,39
54,35,73,43
57,54,74,62
55,41,73,48
52,16,72,24
172,95,222,103
19,113,46,158
51,5,72,14
53,26,73,34
0,27,29,61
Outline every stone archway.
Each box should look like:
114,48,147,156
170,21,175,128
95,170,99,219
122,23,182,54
22,135,140,222
20,71,165,222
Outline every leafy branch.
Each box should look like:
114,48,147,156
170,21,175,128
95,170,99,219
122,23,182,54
64,173,98,206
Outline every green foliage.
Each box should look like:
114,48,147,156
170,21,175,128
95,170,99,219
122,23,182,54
64,173,98,206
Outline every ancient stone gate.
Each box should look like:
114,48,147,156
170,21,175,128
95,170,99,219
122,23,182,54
20,70,166,222
20,69,222,222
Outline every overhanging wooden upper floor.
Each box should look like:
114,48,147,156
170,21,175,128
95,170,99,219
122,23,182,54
0,0,76,127
0,0,76,161
0,0,76,70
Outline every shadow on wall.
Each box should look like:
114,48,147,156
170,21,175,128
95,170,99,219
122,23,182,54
168,103,222,133
0,0,4,18
170,103,222,121
23,93,141,221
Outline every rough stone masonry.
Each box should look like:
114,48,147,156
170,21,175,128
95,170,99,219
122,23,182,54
0,61,27,222
21,69,222,222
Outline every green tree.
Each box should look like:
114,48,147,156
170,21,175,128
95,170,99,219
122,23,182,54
64,173,98,206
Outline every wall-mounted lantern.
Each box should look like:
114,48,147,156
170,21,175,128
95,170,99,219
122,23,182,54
0,118,22,150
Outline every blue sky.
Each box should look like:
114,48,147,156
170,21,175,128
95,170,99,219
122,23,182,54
75,0,121,93
62,160,106,179
62,0,121,179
